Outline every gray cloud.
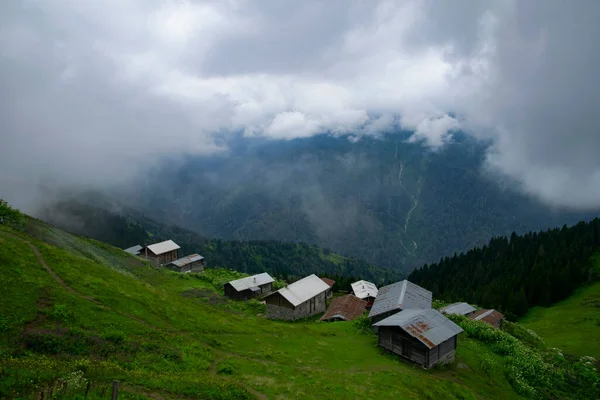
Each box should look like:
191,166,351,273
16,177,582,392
1,0,600,211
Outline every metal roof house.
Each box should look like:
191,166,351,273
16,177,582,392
168,254,205,273
139,240,180,266
123,245,142,256
320,277,336,298
264,274,330,321
469,309,505,328
224,273,275,301
368,280,432,324
351,280,378,303
320,294,368,322
374,308,463,368
439,302,477,317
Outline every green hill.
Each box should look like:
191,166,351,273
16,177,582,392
1,204,598,399
520,280,600,360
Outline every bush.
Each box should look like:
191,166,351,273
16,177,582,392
216,359,236,375
48,304,72,322
0,200,25,229
352,314,373,335
448,315,600,399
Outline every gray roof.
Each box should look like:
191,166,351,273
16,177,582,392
170,253,204,267
368,280,432,318
124,245,142,255
270,274,330,307
439,302,476,316
145,240,180,255
228,273,274,292
373,308,463,349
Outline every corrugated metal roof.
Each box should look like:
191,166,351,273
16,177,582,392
273,274,330,307
321,294,367,322
124,245,142,255
228,273,275,292
368,280,432,318
439,302,476,316
351,280,378,299
470,309,505,326
320,277,336,287
170,253,204,267
374,308,463,349
145,240,180,255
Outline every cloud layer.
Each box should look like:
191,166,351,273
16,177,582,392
1,0,600,210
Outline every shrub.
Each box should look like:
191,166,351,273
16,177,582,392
448,314,600,399
216,359,236,375
352,314,373,335
102,330,125,344
48,304,72,322
0,200,25,230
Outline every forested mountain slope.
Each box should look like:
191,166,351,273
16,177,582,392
409,219,600,319
117,133,597,272
2,204,598,399
37,199,398,285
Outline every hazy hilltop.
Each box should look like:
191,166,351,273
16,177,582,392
114,133,597,273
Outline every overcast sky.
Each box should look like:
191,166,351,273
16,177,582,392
1,0,600,211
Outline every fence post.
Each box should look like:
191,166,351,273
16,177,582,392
112,380,119,400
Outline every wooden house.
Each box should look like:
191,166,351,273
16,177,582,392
264,274,329,321
469,309,505,328
351,280,378,308
320,294,367,322
320,277,336,298
439,302,476,317
168,254,205,273
139,240,180,266
374,308,463,368
224,273,275,300
368,280,432,324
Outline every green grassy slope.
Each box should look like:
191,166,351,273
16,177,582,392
0,219,523,400
520,280,600,359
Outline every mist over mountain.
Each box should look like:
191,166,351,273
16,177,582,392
111,132,597,272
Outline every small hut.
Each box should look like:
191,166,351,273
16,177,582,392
374,308,463,368
469,309,505,328
123,245,142,256
351,280,378,307
264,274,329,321
439,302,476,317
224,273,275,300
168,254,205,273
368,280,432,324
320,294,367,322
139,240,180,266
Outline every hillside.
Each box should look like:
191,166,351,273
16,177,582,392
520,281,600,360
114,133,597,272
409,219,600,319
37,199,399,287
1,206,599,399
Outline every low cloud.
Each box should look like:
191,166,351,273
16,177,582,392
1,0,600,210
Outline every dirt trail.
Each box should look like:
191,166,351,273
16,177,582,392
394,144,420,252
12,232,270,400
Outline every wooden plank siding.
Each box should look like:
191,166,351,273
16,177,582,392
378,326,457,368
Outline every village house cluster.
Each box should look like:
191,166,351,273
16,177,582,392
123,239,506,369
124,239,205,273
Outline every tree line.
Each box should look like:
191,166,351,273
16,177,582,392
409,219,600,320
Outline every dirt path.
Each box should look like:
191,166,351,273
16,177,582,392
12,232,270,400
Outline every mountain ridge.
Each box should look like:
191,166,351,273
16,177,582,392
114,132,598,272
